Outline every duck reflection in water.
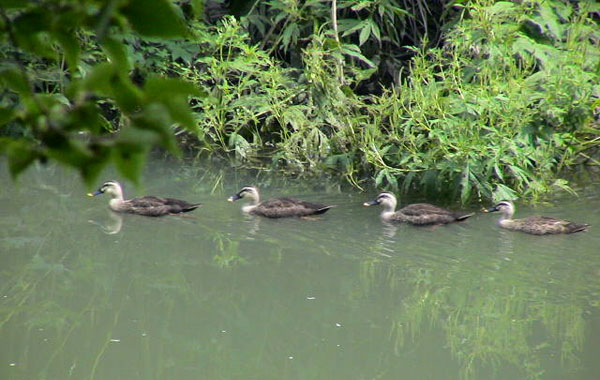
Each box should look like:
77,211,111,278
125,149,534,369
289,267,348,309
241,212,262,236
381,221,398,239
88,210,123,235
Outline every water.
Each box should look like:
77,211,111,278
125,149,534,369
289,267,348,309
1,159,599,380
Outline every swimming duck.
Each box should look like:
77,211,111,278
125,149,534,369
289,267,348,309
228,186,334,218
484,200,588,235
363,192,474,225
88,181,201,217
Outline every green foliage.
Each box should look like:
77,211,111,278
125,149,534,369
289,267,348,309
244,0,447,88
1,0,599,202
358,0,600,201
168,17,373,184
0,0,200,185
185,0,599,202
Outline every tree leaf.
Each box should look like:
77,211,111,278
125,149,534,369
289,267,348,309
111,75,144,113
120,0,187,38
340,44,376,67
6,140,39,178
52,29,80,73
0,106,16,126
281,23,299,52
358,21,371,46
113,143,148,185
144,76,201,99
0,0,27,8
79,63,117,96
130,103,180,155
368,19,381,43
144,76,201,130
65,103,110,134
12,10,55,58
0,66,32,98
101,36,131,75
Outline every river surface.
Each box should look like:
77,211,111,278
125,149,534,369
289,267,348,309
1,158,599,380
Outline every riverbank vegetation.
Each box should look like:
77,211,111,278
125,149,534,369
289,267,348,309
1,0,599,202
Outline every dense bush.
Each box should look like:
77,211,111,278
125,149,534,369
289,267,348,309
360,0,600,201
1,0,599,202
178,1,600,201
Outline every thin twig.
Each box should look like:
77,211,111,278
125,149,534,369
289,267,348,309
331,0,344,84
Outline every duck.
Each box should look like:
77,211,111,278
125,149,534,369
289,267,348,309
484,200,588,235
363,192,474,225
228,186,334,218
87,180,201,217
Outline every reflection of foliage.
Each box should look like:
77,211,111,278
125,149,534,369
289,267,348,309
359,247,597,380
212,234,246,268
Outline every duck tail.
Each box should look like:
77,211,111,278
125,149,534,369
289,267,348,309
183,203,203,212
456,212,475,221
568,222,589,233
314,205,336,215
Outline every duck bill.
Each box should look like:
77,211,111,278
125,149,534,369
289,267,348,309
483,206,498,213
363,200,378,207
87,190,103,197
228,194,242,202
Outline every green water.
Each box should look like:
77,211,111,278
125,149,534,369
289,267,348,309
1,159,599,380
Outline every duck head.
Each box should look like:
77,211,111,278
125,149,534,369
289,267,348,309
363,192,398,212
88,181,124,200
484,200,515,218
228,186,260,204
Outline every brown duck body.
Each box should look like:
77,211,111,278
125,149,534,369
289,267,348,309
486,201,589,235
114,196,201,217
388,203,474,225
364,192,474,225
228,186,334,218
498,215,588,235
249,197,333,218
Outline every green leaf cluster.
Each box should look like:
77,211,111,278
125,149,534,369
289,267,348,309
0,0,199,185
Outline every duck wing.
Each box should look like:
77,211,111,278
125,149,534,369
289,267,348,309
157,197,202,212
398,203,472,225
126,196,201,216
254,197,333,218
